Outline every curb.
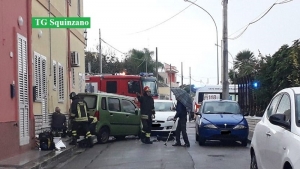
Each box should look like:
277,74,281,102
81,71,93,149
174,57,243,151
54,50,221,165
22,145,79,169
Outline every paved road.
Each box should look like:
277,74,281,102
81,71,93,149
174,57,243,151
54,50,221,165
45,122,250,169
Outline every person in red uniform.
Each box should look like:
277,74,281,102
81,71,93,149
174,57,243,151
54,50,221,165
136,86,155,144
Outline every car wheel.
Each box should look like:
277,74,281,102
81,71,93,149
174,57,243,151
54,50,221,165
97,127,110,144
198,135,205,146
250,152,258,169
241,139,248,147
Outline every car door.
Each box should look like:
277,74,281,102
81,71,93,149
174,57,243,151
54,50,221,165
264,93,291,169
107,97,125,135
121,99,140,135
256,94,282,168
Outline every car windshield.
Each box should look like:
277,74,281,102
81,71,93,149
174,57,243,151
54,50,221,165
202,102,241,114
142,80,158,96
295,94,300,125
77,95,97,109
154,102,174,111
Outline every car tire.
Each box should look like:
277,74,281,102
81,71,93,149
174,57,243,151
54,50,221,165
198,135,205,146
250,152,258,169
97,127,110,144
241,139,248,147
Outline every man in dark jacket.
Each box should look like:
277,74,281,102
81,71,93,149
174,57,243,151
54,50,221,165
136,86,155,144
51,107,67,137
172,98,190,147
69,92,93,147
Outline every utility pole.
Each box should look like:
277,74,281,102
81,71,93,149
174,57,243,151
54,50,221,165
189,67,191,95
220,39,223,84
169,64,172,100
181,62,183,86
99,29,102,74
222,0,229,100
156,47,158,80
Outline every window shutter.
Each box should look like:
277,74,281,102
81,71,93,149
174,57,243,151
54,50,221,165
58,63,65,102
17,33,29,146
53,60,57,90
72,68,75,88
41,55,48,124
34,52,42,101
78,73,82,92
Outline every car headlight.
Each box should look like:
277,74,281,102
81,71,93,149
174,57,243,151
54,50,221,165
203,124,217,129
233,124,247,129
167,116,174,121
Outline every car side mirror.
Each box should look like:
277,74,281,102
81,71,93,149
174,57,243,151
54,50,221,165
269,114,290,129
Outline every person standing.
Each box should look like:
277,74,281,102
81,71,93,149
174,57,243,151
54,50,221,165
136,86,155,144
172,98,190,147
69,92,93,147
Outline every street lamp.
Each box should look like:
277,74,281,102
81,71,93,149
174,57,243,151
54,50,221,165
184,0,219,85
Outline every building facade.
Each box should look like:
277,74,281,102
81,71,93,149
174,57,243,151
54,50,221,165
158,63,179,100
0,0,34,161
32,0,86,134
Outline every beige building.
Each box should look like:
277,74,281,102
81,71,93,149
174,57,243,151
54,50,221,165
32,0,86,133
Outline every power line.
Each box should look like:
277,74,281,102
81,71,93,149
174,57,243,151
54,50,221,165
127,0,197,35
228,0,293,40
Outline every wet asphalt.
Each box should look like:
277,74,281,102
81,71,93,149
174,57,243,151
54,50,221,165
44,121,250,169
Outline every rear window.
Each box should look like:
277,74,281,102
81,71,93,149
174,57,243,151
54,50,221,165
78,95,97,109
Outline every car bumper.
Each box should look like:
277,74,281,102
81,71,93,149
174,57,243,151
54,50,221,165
151,120,177,136
198,127,249,141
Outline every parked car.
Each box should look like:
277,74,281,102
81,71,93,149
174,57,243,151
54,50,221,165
250,87,300,169
151,100,178,136
195,100,249,146
77,92,141,144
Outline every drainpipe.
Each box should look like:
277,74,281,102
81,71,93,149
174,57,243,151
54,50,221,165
66,0,71,113
48,0,52,116
27,0,34,137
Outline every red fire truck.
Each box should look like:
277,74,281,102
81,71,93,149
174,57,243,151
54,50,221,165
85,72,159,104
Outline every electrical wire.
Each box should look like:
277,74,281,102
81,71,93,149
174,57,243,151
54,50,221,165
228,0,293,40
127,0,197,35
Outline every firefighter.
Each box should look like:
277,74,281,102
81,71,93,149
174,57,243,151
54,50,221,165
136,86,155,144
69,92,93,147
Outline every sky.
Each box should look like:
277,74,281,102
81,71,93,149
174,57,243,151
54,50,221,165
83,0,299,87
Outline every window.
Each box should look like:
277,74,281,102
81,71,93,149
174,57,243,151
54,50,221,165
78,95,97,109
122,99,136,113
33,52,47,102
101,97,107,110
142,80,158,95
58,62,65,102
154,101,174,111
202,102,241,114
53,60,57,90
72,68,75,88
128,81,141,94
295,95,300,127
275,94,291,123
108,98,120,112
78,73,84,92
77,0,81,16
106,81,117,93
266,95,281,118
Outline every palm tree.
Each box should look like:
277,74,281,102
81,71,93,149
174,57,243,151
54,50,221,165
234,50,257,77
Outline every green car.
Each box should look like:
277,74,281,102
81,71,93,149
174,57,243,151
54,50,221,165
77,92,141,144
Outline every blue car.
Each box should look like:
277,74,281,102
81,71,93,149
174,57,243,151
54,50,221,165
195,100,249,146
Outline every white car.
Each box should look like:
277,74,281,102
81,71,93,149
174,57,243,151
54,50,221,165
250,87,300,169
151,100,178,136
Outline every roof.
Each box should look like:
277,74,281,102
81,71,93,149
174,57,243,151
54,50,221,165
77,92,135,100
290,87,300,94
202,99,237,103
157,82,169,87
154,99,173,103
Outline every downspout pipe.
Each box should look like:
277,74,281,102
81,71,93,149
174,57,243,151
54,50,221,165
48,0,52,76
27,0,34,141
66,0,71,113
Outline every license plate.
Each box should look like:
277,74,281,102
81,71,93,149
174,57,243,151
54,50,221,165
221,130,231,135
152,123,161,127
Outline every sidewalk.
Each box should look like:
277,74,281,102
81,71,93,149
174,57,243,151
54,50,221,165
0,138,78,169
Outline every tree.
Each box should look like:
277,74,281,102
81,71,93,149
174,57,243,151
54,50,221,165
233,50,257,77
